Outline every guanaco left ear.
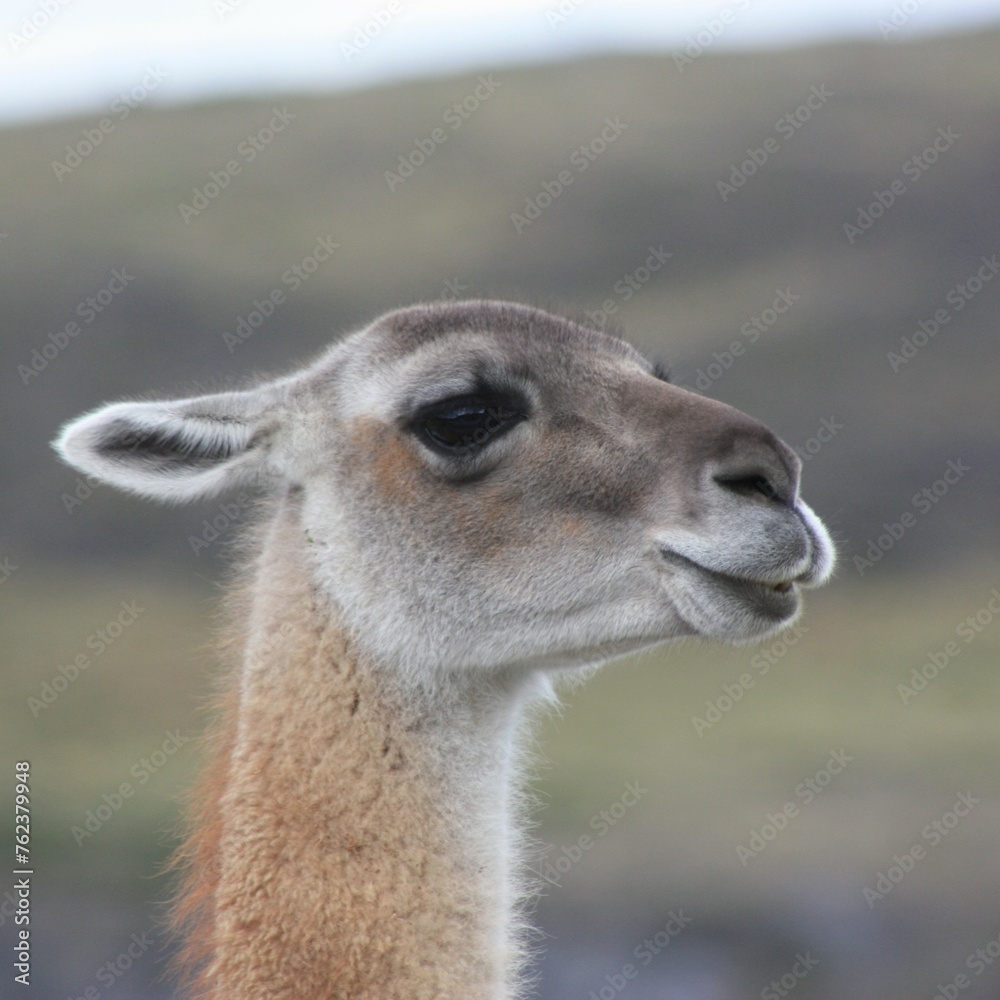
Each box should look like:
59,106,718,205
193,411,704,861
54,383,288,503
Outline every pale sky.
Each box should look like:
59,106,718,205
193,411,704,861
2,0,999,125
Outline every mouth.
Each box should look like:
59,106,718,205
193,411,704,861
652,499,836,642
656,502,834,591
660,548,804,592
656,548,807,639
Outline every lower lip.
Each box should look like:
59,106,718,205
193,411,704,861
741,579,801,621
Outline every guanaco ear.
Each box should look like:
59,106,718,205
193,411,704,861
54,384,288,503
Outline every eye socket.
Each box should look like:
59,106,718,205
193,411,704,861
413,392,526,455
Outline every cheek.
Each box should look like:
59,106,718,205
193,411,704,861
347,418,437,520
347,420,649,569
348,419,530,560
371,432,424,506
521,431,658,523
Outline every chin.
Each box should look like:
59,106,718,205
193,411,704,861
661,566,806,643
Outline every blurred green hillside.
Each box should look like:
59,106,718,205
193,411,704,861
3,28,1000,574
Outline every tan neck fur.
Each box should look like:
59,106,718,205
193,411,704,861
171,500,526,999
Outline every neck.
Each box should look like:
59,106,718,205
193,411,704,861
172,503,535,1000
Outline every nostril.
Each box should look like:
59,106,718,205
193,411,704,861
714,472,787,505
709,432,800,507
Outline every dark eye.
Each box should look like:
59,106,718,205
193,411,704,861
415,393,526,455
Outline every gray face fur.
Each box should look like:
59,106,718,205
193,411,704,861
55,300,835,687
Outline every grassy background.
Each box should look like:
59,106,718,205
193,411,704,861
2,23,1000,1000
5,567,1000,998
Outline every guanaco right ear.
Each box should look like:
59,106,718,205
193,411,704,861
54,384,287,504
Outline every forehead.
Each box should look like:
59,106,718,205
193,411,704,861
326,301,655,418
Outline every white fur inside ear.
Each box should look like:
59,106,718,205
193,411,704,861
54,394,278,503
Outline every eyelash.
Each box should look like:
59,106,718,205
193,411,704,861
651,360,672,383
